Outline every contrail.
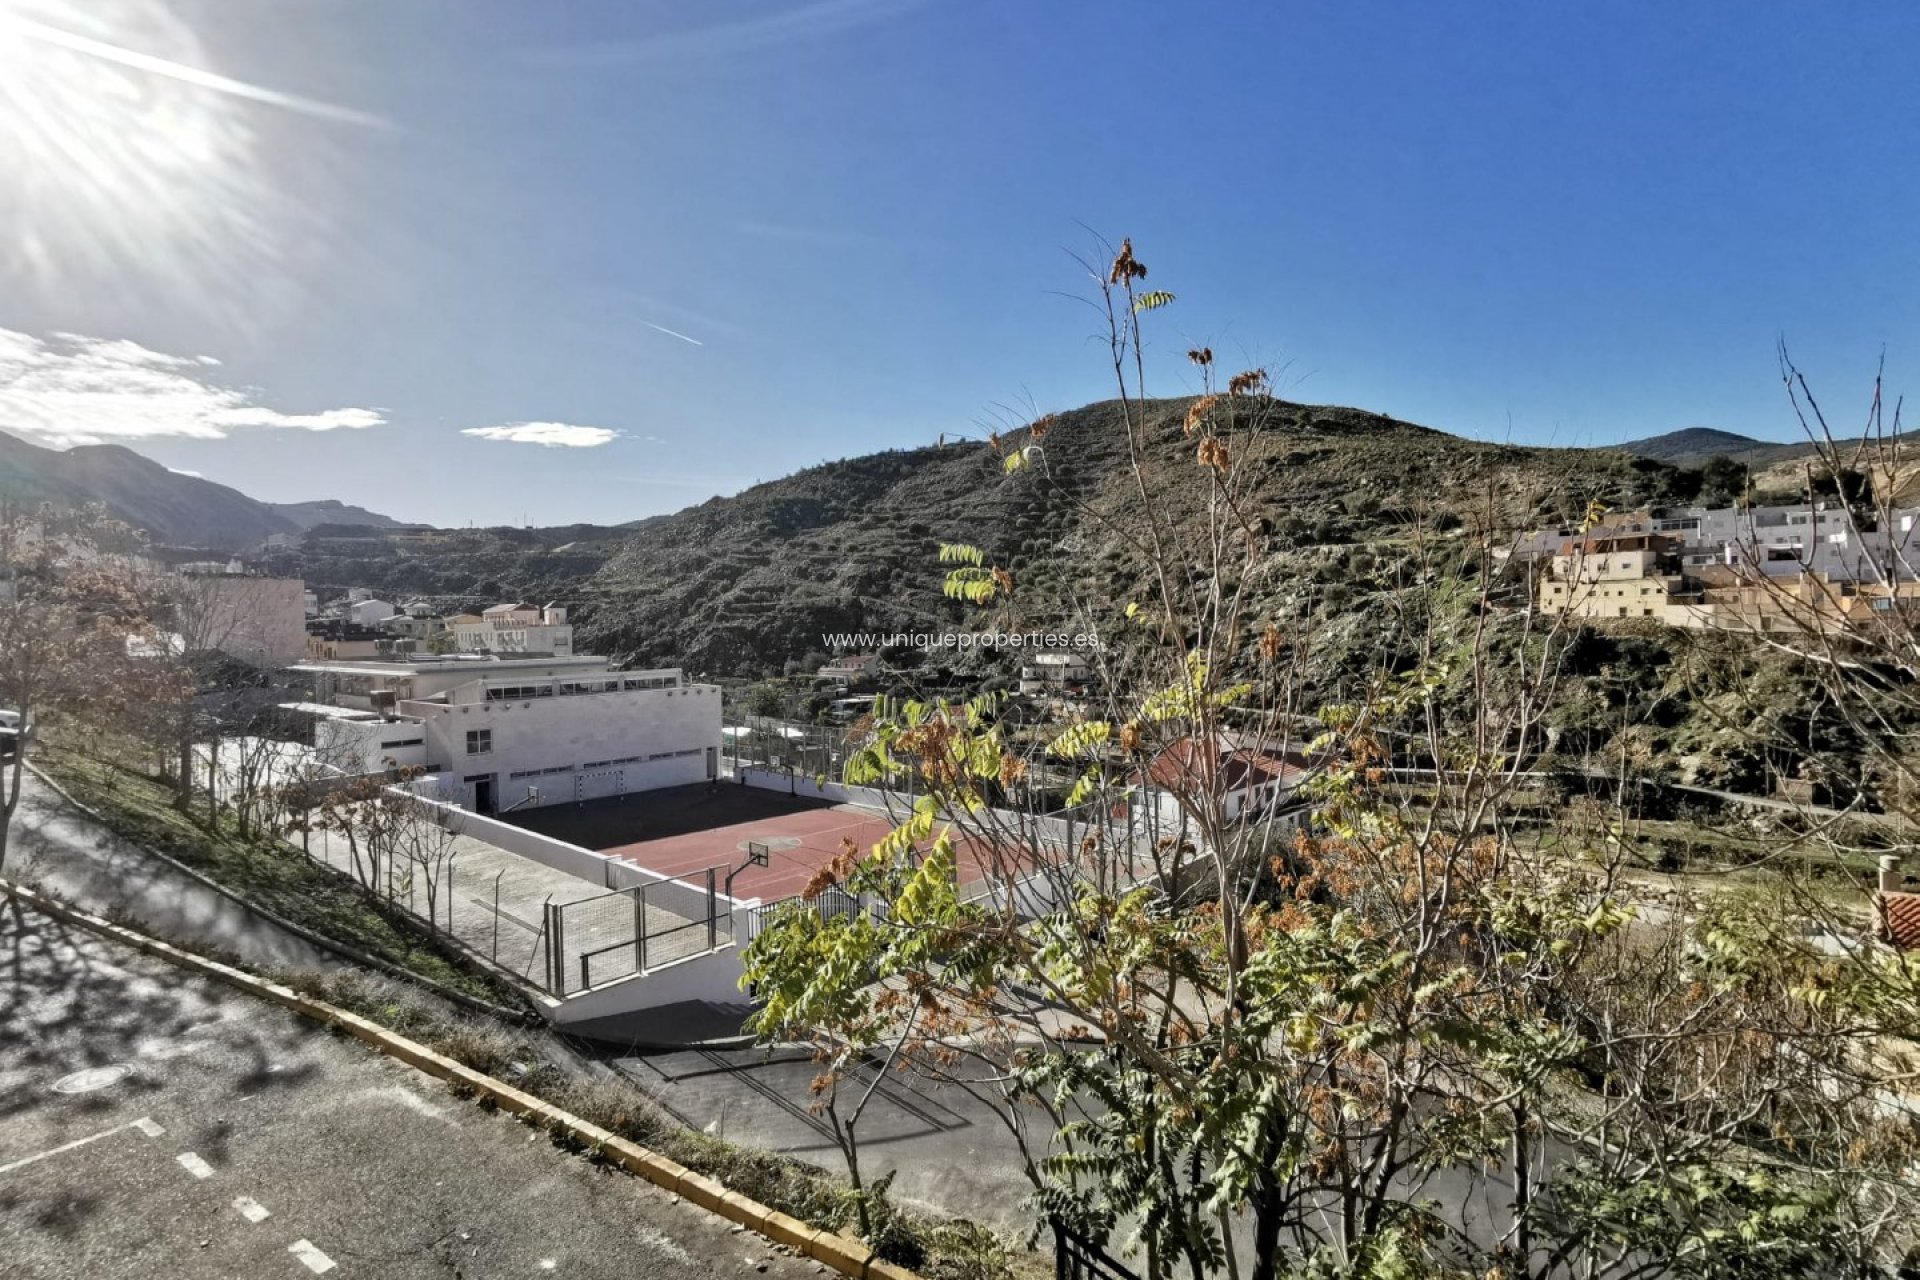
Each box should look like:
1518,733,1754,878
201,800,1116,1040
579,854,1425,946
0,14,390,129
641,320,704,347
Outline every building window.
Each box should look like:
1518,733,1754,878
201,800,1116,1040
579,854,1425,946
466,729,492,755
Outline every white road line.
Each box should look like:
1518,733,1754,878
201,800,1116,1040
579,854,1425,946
232,1196,271,1223
0,1116,163,1176
175,1151,214,1179
288,1239,337,1274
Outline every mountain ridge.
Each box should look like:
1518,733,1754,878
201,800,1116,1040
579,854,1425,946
1612,427,1820,469
0,431,407,548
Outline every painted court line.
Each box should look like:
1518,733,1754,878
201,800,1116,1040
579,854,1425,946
288,1239,337,1273
233,1195,271,1223
175,1151,214,1179
0,1116,163,1176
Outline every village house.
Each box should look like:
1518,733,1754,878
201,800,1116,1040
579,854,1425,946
1531,501,1920,633
1875,855,1920,952
816,652,882,686
176,569,308,667
1126,732,1315,852
446,601,573,655
1018,651,1094,699
304,620,388,661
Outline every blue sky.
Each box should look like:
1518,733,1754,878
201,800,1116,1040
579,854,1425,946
1,0,1917,527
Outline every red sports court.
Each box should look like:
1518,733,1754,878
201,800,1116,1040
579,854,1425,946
498,781,996,901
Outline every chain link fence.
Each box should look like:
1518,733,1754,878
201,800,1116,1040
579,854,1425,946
543,867,732,995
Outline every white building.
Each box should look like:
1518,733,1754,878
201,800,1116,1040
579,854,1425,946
290,654,720,814
446,601,573,656
1132,734,1313,834
1018,651,1093,698
348,598,396,625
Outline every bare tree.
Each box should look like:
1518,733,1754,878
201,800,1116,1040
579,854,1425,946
0,504,156,871
746,244,1920,1277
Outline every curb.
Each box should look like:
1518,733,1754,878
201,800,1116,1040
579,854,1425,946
25,760,539,1026
0,879,921,1280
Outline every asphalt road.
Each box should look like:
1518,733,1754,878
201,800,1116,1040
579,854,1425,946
5,770,337,972
0,902,823,1279
612,1046,1034,1232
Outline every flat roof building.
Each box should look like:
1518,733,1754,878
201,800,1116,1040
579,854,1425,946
290,654,721,814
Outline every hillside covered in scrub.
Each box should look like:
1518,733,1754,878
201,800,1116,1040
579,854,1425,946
266,394,1878,800
567,396,1698,674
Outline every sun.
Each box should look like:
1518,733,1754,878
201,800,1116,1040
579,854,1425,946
0,0,278,305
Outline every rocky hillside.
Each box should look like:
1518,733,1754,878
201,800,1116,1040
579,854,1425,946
273,396,1715,675
565,397,1697,676
0,431,406,548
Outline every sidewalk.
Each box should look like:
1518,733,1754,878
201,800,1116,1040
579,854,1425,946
6,771,338,973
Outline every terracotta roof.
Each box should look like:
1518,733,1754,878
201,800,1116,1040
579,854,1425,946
1141,736,1310,794
1880,891,1920,950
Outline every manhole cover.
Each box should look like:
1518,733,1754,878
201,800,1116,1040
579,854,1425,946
53,1065,130,1094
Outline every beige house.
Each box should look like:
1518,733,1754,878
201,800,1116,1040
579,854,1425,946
1538,533,1696,622
179,573,307,666
447,602,573,655
305,622,386,661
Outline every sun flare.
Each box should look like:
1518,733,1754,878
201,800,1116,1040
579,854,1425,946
0,0,343,308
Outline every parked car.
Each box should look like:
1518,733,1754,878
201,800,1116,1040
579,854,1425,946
0,710,31,765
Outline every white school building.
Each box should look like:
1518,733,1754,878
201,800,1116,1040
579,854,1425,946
287,654,721,814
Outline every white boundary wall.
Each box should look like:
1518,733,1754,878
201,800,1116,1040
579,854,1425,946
546,944,747,1023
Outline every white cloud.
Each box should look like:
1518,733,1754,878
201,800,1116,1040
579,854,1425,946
0,328,384,445
462,422,619,449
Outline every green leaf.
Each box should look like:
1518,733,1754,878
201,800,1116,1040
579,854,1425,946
1132,290,1175,313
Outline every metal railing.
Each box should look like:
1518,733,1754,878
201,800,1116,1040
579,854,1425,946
1051,1220,1140,1280
542,865,733,995
745,883,877,939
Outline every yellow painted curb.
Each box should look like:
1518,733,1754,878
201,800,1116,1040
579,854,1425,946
1,881,921,1280
808,1230,876,1276
675,1170,733,1215
762,1210,824,1254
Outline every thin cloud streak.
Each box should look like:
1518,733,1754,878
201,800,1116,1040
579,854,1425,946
641,321,704,347
1,12,390,129
529,0,924,67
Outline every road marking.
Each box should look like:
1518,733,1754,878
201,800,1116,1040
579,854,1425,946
232,1196,271,1223
176,1151,214,1179
0,1116,163,1175
288,1239,336,1274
